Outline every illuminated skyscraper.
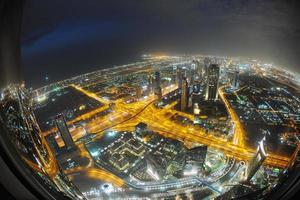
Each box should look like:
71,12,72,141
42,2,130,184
180,76,189,111
193,103,200,115
192,84,200,94
246,137,267,181
205,64,220,101
191,60,197,73
55,114,75,149
192,59,202,77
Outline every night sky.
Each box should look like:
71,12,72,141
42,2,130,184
21,0,300,88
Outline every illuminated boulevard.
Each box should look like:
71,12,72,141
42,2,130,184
63,83,289,168
41,78,290,189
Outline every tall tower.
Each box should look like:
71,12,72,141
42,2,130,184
180,76,189,111
193,103,201,115
204,57,210,77
177,67,183,89
155,88,162,101
205,64,220,101
154,71,161,88
55,114,75,149
232,70,240,89
136,86,142,99
154,71,162,101
46,134,61,155
246,137,267,181
194,60,203,79
192,59,202,75
147,74,152,91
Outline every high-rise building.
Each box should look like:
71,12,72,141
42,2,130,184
191,60,197,70
188,70,194,85
151,75,155,91
232,70,240,89
192,59,202,77
180,76,189,111
191,87,202,108
186,145,207,164
177,67,183,89
147,74,152,91
246,137,267,181
205,64,220,101
193,83,201,94
135,86,142,99
193,103,201,115
153,71,162,101
55,114,75,149
135,122,148,136
46,134,61,155
155,87,162,101
198,62,204,80
154,71,161,88
172,73,177,85
146,159,160,181
204,57,211,76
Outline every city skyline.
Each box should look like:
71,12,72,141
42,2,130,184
21,1,300,88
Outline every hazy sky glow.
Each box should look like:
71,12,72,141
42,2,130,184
21,0,300,88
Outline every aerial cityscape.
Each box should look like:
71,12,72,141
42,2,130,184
1,54,300,199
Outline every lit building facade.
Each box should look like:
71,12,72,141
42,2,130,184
246,137,267,181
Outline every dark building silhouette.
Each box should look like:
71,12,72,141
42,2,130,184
180,76,189,111
55,114,75,149
203,57,211,77
177,67,183,89
153,71,162,101
205,64,220,101
186,145,207,164
232,70,240,88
